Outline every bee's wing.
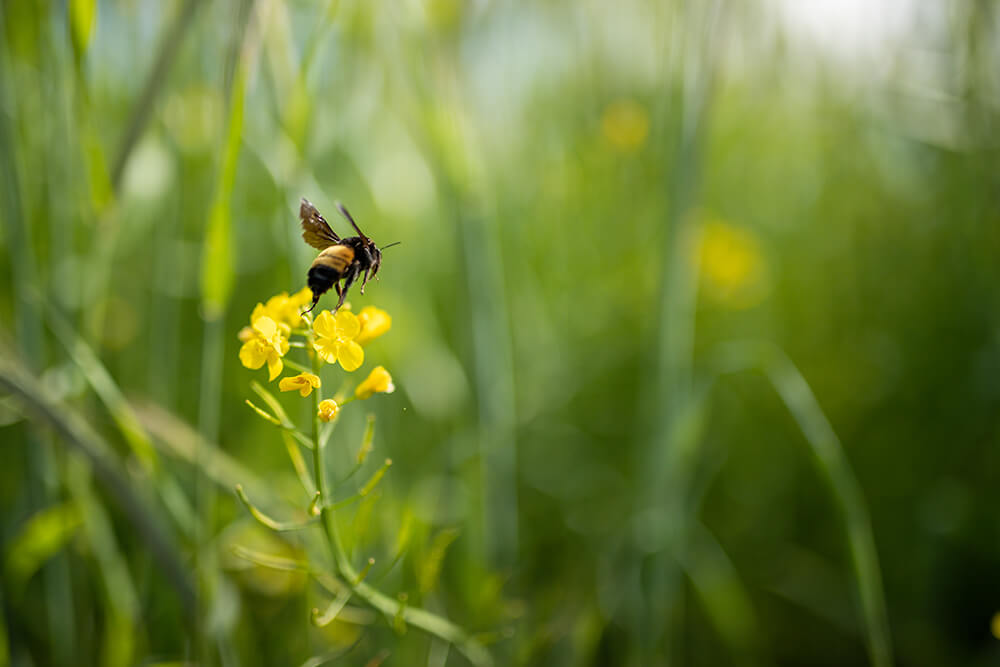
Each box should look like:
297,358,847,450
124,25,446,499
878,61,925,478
336,202,370,243
300,198,340,249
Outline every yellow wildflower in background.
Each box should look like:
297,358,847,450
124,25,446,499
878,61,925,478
698,220,769,309
317,399,339,422
355,366,395,400
313,310,364,371
601,99,649,153
356,306,391,345
239,316,289,381
278,372,321,397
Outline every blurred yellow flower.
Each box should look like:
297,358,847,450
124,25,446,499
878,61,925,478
318,399,339,422
355,366,395,400
601,100,649,153
239,316,289,381
356,306,392,346
313,310,364,371
698,220,769,309
252,288,313,330
278,372,321,397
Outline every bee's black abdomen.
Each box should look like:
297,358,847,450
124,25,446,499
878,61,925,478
308,264,340,295
309,264,341,283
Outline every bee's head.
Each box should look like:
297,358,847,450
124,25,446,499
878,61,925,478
370,245,383,279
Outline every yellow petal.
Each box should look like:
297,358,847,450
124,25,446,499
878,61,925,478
239,340,266,369
265,292,289,312
313,310,336,338
314,337,339,364
334,310,360,339
250,303,267,324
337,340,364,372
355,365,394,399
267,355,283,381
290,287,313,308
269,291,305,328
253,316,278,339
356,306,391,345
278,376,301,393
279,373,321,397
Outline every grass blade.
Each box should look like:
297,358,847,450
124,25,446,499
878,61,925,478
712,342,892,667
0,355,195,613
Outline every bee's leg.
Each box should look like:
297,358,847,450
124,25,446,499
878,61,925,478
330,282,343,311
335,266,359,312
303,291,321,314
359,267,371,294
334,285,349,311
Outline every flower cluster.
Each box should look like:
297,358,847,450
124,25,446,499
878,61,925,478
232,291,484,663
239,292,396,421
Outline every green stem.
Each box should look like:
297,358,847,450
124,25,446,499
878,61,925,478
307,349,491,667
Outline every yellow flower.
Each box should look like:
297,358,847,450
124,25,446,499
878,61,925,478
278,372,321,397
698,220,769,309
238,316,289,381
313,310,364,371
250,288,314,330
285,287,314,321
355,366,395,400
601,100,649,153
355,306,392,346
317,399,339,422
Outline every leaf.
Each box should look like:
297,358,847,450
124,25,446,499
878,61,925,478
5,503,82,586
200,66,246,319
46,306,160,474
69,0,97,56
418,528,460,594
230,544,308,572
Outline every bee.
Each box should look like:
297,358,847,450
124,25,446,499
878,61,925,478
299,198,398,313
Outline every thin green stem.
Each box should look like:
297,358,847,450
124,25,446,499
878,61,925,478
307,342,491,667
235,484,317,532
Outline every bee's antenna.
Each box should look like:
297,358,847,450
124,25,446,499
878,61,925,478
381,241,402,250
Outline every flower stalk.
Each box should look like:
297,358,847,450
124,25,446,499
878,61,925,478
305,328,492,667
235,295,489,665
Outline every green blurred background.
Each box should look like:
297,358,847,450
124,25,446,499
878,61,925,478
2,1,999,665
